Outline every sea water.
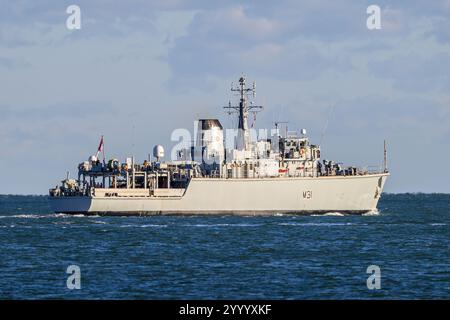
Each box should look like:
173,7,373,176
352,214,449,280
0,194,448,299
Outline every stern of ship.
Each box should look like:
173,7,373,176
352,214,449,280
48,196,93,214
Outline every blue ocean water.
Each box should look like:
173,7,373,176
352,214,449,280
0,194,448,299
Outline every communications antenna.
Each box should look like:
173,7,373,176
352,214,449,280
223,76,263,150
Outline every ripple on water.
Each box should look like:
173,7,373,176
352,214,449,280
362,209,380,216
278,222,364,227
119,224,167,228
0,213,100,219
181,223,262,228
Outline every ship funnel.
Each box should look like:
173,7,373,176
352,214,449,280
194,119,224,164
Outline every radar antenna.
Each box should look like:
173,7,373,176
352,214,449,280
223,76,263,150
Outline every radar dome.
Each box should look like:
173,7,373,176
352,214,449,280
153,145,165,160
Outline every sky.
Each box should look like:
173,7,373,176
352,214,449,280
0,0,450,194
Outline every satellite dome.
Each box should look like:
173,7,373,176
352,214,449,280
153,145,164,160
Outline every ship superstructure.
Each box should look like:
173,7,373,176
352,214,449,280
49,76,389,215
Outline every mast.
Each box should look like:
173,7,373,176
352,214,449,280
224,76,262,150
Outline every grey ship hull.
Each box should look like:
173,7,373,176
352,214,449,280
49,173,388,216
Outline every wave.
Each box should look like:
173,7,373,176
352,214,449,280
0,213,100,219
362,209,380,216
140,224,167,228
278,222,360,227
92,220,108,224
311,212,346,217
0,214,42,219
120,224,167,228
182,223,261,228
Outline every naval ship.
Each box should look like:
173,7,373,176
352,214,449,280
49,76,389,215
